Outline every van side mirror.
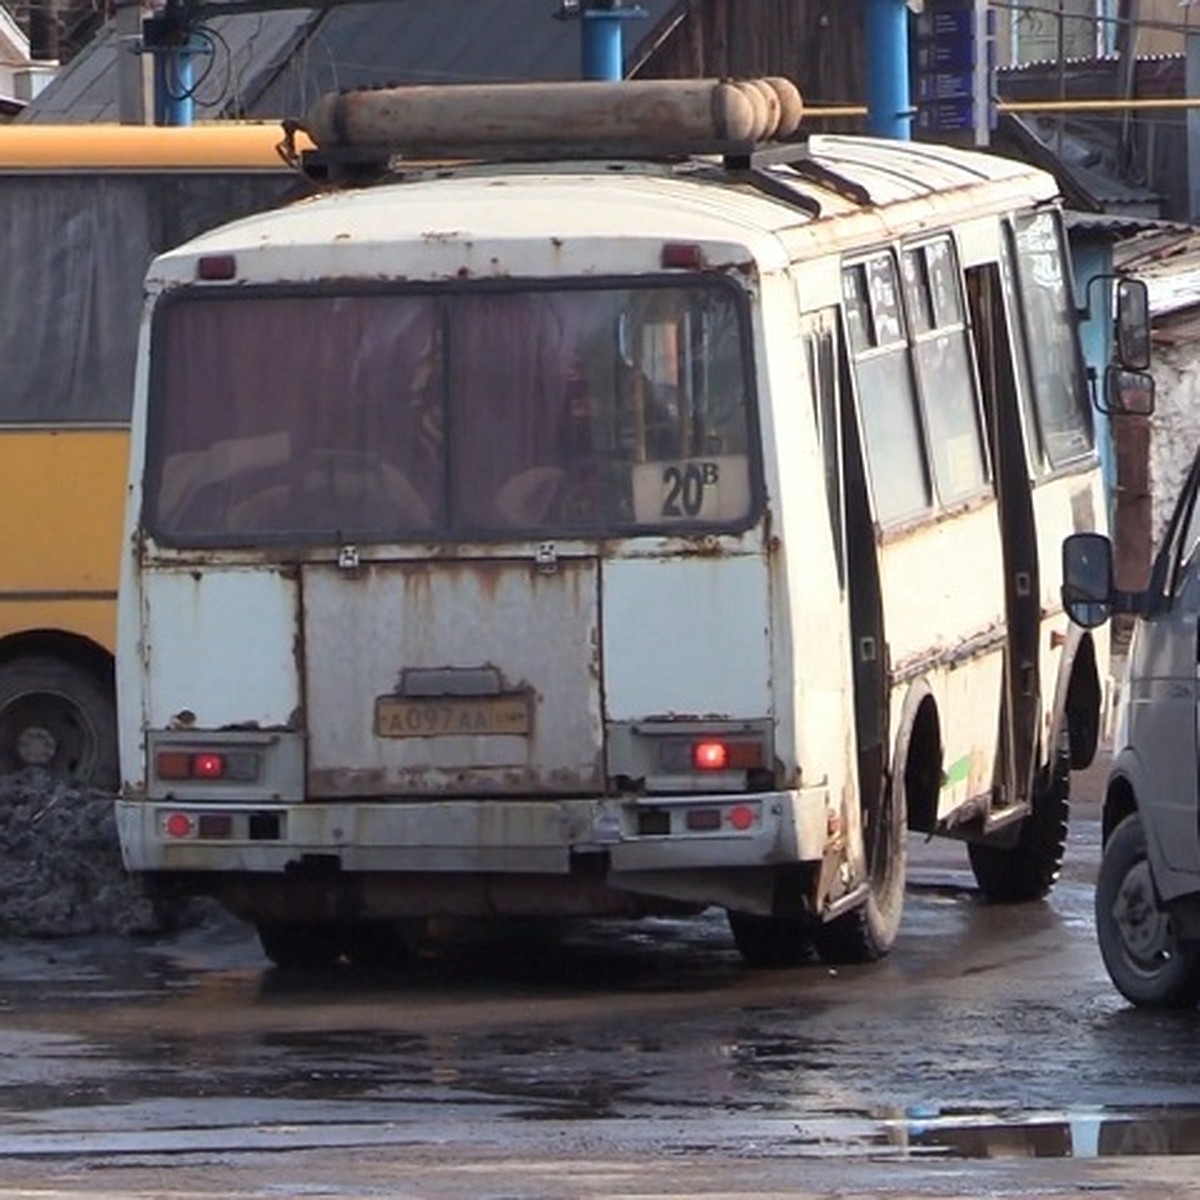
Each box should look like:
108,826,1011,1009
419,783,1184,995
1062,532,1114,628
1115,277,1150,370
1099,365,1155,416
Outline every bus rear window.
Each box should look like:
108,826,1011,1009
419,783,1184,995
146,283,755,542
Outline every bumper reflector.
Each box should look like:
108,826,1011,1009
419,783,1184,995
197,813,234,839
164,812,194,839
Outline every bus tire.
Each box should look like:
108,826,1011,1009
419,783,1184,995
0,656,118,789
726,911,813,968
968,766,1069,903
1095,812,1200,1009
812,777,908,965
257,921,343,969
342,920,420,969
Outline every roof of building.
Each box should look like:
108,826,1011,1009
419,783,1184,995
1118,228,1200,318
17,0,681,124
992,112,1163,217
0,4,29,68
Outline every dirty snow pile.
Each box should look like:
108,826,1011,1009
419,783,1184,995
0,770,200,938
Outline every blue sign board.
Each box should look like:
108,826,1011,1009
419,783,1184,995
913,0,994,145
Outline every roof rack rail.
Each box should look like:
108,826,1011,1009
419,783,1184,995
296,136,781,182
287,134,872,222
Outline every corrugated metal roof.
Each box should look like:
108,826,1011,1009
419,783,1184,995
1117,228,1200,317
18,0,679,124
17,10,312,123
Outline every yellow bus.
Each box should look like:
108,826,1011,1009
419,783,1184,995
0,125,311,787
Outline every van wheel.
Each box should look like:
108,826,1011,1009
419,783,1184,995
812,776,908,965
0,656,118,789
1096,813,1200,1009
257,921,342,969
726,911,813,968
969,766,1069,902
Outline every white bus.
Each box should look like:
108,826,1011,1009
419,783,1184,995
114,79,1145,968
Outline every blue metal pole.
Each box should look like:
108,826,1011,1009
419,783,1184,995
581,10,624,81
568,3,644,82
865,0,912,140
154,39,195,126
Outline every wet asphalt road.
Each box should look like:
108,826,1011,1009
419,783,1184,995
0,770,1199,1198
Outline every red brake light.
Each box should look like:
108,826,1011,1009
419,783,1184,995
661,242,704,270
192,753,226,780
694,741,730,771
196,254,236,281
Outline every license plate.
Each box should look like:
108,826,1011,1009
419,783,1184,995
375,695,532,738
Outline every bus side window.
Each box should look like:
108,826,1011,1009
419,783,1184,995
842,256,931,525
902,238,989,505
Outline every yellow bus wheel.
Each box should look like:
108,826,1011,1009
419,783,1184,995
0,656,117,789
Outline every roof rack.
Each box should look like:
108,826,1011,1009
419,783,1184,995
281,79,872,217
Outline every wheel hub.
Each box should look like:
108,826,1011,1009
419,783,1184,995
16,724,57,768
1112,859,1174,966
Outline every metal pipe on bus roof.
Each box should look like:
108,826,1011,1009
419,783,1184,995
304,78,803,152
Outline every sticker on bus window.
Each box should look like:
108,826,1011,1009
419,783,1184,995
631,455,750,524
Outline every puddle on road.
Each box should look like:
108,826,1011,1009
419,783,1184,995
870,1105,1200,1160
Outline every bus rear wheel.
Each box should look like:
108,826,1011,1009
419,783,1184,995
342,919,421,968
0,656,118,789
812,778,908,965
726,911,813,968
968,766,1069,903
256,921,343,969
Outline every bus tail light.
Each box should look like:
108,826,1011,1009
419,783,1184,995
659,737,765,773
154,748,260,782
693,741,729,770
612,722,774,796
193,753,225,779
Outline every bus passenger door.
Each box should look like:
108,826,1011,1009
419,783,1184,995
802,311,888,825
965,263,1040,810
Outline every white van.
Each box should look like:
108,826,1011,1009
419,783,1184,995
1065,442,1200,1008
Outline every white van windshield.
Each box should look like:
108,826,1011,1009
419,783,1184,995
146,282,756,542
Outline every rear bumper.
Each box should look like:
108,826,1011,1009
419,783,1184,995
115,789,831,877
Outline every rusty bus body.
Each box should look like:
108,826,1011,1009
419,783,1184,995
116,80,1115,968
